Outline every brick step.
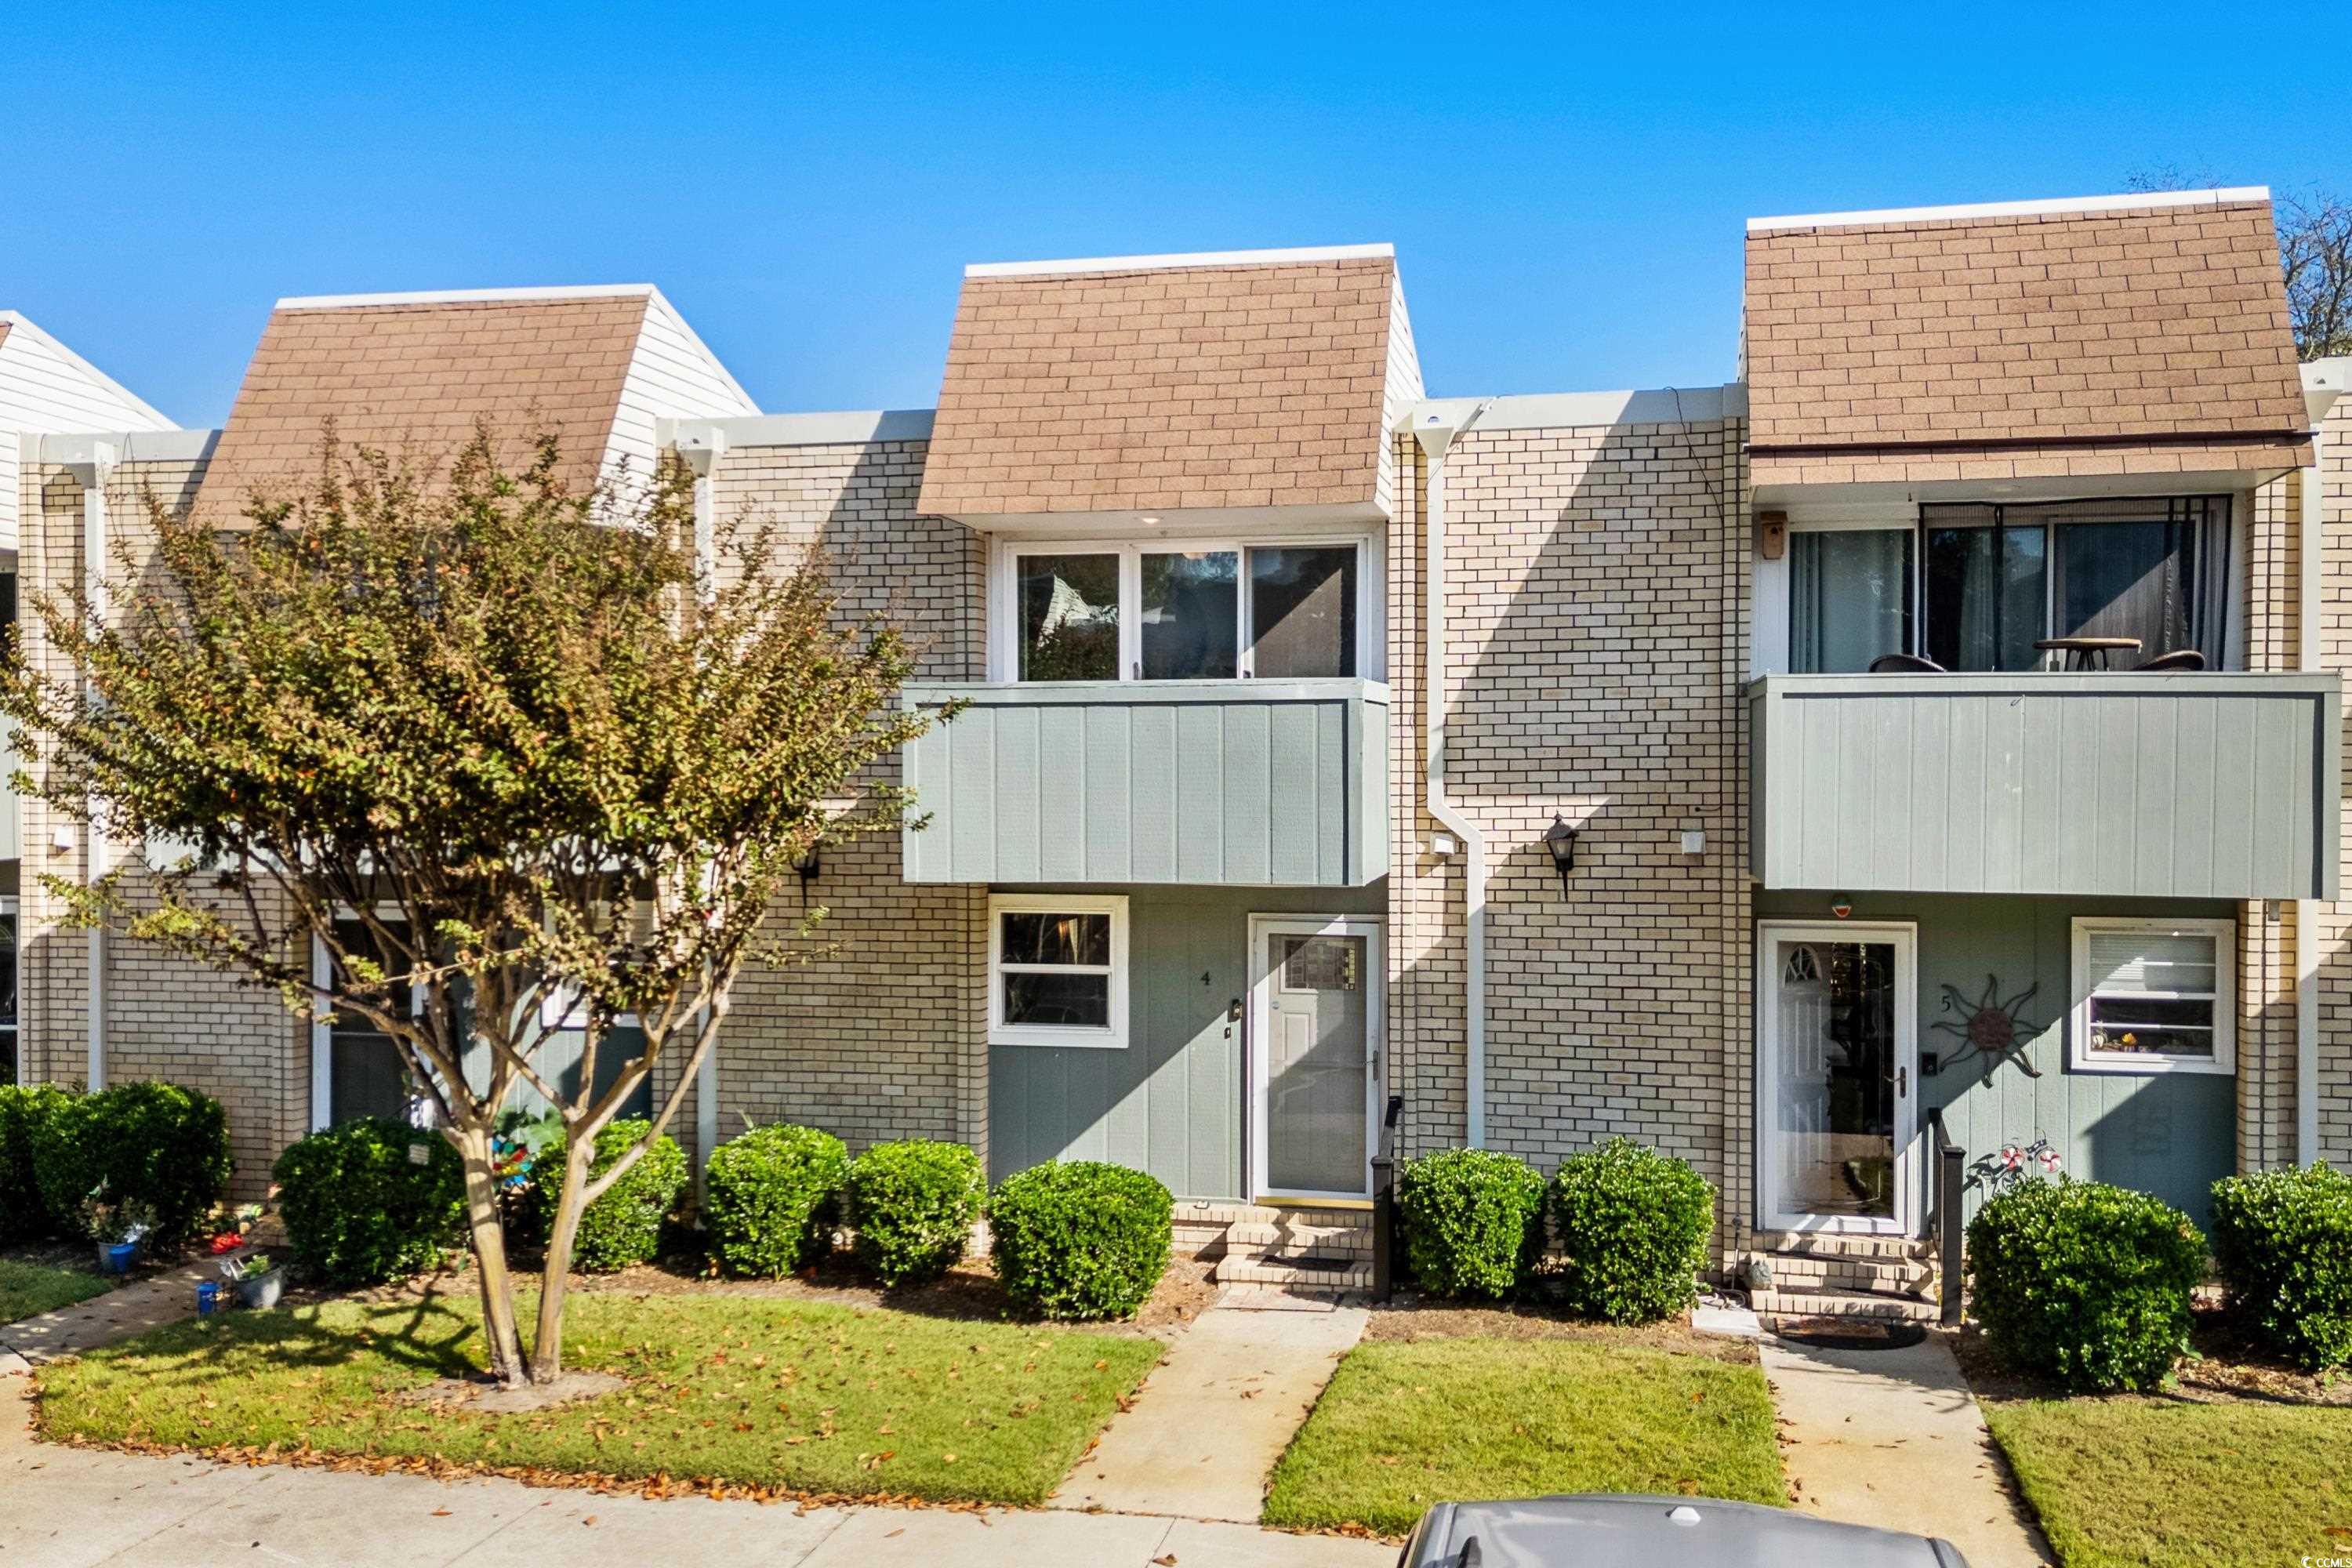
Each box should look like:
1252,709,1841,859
1174,1200,1373,1229
1761,1232,1934,1262
1752,1287,1940,1323
1223,1221,1371,1254
1757,1254,1934,1298
1215,1252,1372,1290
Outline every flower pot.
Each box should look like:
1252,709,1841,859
195,1281,220,1316
234,1268,284,1309
99,1240,137,1275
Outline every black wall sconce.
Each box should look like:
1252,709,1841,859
1543,815,1580,899
794,842,823,905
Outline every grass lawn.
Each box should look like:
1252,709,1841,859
1983,1398,2352,1568
34,1287,1162,1505
0,1256,112,1323
1261,1338,1785,1536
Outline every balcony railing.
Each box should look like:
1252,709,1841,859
899,679,1388,887
1749,671,2341,900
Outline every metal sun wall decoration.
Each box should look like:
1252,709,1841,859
1930,973,2047,1079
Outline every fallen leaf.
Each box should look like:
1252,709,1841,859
430,1509,452,1518
583,1515,597,1527
1154,1555,1178,1566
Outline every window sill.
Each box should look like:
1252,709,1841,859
989,1027,1128,1051
2069,1052,2234,1076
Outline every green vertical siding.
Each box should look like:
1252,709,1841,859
989,882,1382,1199
1758,890,2239,1229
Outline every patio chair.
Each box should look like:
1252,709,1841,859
2132,648,2205,672
1867,652,1947,673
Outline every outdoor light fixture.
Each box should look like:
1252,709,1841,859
1543,815,1579,898
794,843,822,904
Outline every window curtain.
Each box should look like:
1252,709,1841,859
1790,530,1913,673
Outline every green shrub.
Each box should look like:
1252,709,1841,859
526,1119,686,1273
848,1138,985,1287
988,1160,1171,1320
702,1123,850,1279
1548,1137,1715,1323
33,1081,233,1247
1966,1177,2205,1392
2211,1163,2352,1372
0,1083,73,1241
273,1118,467,1286
1398,1147,1544,1299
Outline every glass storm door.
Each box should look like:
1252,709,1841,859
1250,917,1382,1201
1759,922,1917,1234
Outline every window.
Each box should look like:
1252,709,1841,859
1919,498,2230,671
0,899,16,1083
1000,539,1369,681
1791,529,1913,673
989,894,1127,1048
2070,917,2235,1075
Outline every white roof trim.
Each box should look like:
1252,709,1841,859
274,284,659,310
38,428,220,463
1400,384,1748,434
1747,186,2271,234
0,310,178,430
675,409,936,449
966,242,1392,279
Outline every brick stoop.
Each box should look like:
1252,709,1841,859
1744,1232,1943,1323
1172,1200,1374,1292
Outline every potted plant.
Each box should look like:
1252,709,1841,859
221,1251,284,1309
79,1189,156,1274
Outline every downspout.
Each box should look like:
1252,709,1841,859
667,423,727,1190
60,441,118,1091
1411,401,1491,1147
2298,368,2343,1167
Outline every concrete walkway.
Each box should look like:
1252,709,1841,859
1051,1288,1367,1523
1759,1331,2053,1568
0,1377,1388,1568
0,1238,268,1374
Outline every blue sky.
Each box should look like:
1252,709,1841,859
5,4,2337,427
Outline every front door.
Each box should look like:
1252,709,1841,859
1250,916,1382,1203
1758,921,1918,1234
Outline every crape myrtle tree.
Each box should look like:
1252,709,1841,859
0,429,942,1385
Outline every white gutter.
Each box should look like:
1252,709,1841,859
1410,400,1492,1148
2297,360,2347,1166
666,424,728,1187
56,440,119,1090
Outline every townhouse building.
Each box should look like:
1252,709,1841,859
8,188,2348,1316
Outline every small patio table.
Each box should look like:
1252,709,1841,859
2034,636,2141,671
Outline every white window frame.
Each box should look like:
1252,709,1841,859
309,903,431,1131
987,892,1128,1050
2069,916,2236,1076
0,896,18,1078
989,533,1379,684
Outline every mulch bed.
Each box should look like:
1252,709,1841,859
328,1248,1221,1337
1359,1290,1759,1365
1953,1301,2352,1406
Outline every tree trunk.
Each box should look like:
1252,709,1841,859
452,1123,530,1388
529,1134,596,1384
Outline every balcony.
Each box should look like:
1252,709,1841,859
1749,672,2341,899
900,680,1388,887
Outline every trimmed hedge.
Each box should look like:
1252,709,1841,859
2211,1163,2352,1372
1548,1138,1715,1323
702,1123,851,1279
32,1081,232,1247
273,1118,467,1286
1398,1147,1544,1300
1966,1177,2206,1392
848,1139,985,1287
0,1083,73,1241
988,1160,1171,1320
527,1119,686,1273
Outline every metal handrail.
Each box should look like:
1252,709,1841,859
1926,1107,1965,1325
1369,1094,1404,1301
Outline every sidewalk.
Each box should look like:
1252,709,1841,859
1759,1331,2053,1568
0,1237,268,1374
1051,1287,1367,1523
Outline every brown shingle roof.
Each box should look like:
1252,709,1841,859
194,292,651,523
1744,194,2311,485
917,252,1399,519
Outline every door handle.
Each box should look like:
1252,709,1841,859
1227,997,1243,1024
1896,1065,1908,1098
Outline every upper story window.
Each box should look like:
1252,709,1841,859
998,538,1367,682
1788,496,2231,673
